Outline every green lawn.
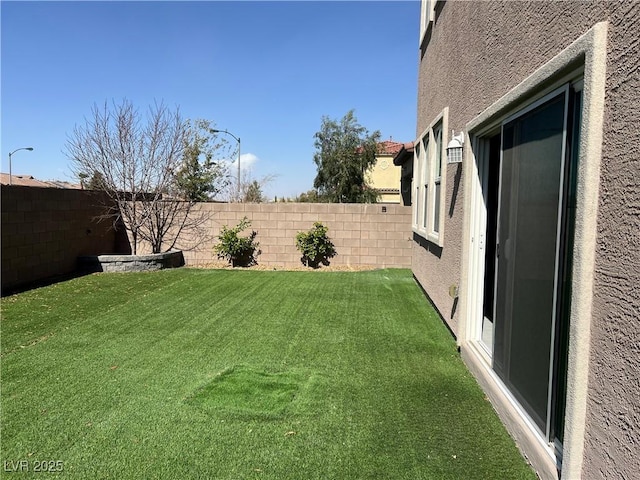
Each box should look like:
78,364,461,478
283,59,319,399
0,269,535,479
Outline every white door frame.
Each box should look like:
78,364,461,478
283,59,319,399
457,22,608,479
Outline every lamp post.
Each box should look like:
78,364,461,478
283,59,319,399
211,129,241,201
8,147,34,185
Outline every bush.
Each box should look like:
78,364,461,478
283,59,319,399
295,222,336,268
214,217,260,267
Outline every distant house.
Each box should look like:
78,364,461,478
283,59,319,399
0,174,52,188
409,1,639,479
0,173,81,189
392,143,414,207
368,140,409,204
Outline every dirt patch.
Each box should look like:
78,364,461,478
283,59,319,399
189,261,379,272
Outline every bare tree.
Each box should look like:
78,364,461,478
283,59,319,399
66,99,219,254
221,168,276,203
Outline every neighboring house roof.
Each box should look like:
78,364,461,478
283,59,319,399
354,139,408,156
0,174,51,187
393,143,415,166
0,173,82,189
378,140,406,156
45,180,82,189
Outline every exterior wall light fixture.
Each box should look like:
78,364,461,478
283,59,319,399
446,131,464,164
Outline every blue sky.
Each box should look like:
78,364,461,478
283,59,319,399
1,1,419,199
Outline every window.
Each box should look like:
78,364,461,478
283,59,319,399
422,135,429,230
419,0,436,46
432,123,443,235
412,142,421,228
412,108,448,245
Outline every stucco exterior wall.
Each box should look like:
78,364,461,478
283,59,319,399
411,161,464,332
584,3,640,478
415,0,614,331
368,153,402,203
414,1,639,478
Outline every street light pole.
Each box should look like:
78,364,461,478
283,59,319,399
211,129,241,201
8,147,34,185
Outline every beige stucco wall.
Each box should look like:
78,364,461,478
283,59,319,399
414,1,639,479
368,153,402,203
585,4,640,478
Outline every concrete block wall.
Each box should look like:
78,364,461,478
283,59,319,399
1,186,412,293
1,186,119,292
176,203,413,269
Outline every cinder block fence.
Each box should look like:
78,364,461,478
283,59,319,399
1,185,412,293
176,202,413,268
1,186,122,292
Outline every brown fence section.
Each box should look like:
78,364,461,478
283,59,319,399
178,203,412,269
1,186,412,292
1,186,123,293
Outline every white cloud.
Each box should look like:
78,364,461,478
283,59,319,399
225,152,259,172
239,153,258,171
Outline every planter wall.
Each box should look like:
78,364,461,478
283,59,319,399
78,250,184,273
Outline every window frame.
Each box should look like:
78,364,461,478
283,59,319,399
459,21,608,480
412,108,448,246
412,142,422,229
422,133,429,230
419,0,436,46
430,122,444,238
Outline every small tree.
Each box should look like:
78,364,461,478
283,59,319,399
175,119,231,201
66,99,225,254
313,110,381,203
86,171,108,191
243,180,265,203
294,189,326,203
214,217,260,267
295,222,336,268
222,169,275,203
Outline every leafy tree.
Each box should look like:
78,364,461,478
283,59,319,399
175,119,230,201
222,169,275,203
295,222,336,268
78,172,89,189
312,110,381,203
214,217,260,267
243,180,265,203
294,189,326,203
87,171,108,190
66,99,217,254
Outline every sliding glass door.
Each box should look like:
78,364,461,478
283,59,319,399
492,89,568,433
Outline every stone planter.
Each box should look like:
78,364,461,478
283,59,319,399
78,250,184,273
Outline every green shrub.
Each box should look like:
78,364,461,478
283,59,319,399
214,217,260,267
295,222,337,268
